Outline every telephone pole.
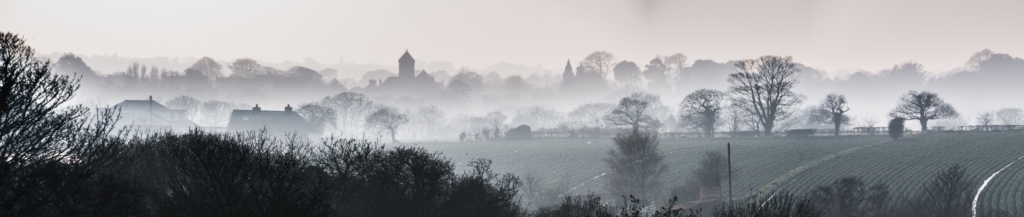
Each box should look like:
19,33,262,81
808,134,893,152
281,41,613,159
727,142,732,204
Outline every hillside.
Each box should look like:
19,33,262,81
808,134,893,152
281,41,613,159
781,131,1024,213
409,131,1024,213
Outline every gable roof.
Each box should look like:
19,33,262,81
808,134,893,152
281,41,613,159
399,50,415,62
114,100,171,111
227,109,319,134
112,99,197,130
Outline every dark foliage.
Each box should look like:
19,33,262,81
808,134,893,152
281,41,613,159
809,176,889,217
888,117,905,139
710,191,821,217
506,125,533,140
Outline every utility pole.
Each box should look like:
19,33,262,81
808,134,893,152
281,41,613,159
727,142,732,205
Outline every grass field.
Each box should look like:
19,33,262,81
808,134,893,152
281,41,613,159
403,131,1024,213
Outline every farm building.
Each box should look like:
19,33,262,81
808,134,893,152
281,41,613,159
111,96,197,132
226,104,320,139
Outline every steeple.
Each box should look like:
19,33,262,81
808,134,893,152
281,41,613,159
563,59,575,79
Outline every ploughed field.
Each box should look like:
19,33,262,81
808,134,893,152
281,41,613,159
406,136,889,200
780,131,1024,213
406,131,1024,212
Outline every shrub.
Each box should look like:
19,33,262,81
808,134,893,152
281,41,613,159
785,129,817,137
888,118,905,139
506,125,533,140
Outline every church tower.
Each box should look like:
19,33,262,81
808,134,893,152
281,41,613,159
399,50,415,78
562,60,574,82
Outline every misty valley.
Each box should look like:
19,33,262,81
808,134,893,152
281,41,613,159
4,17,1024,217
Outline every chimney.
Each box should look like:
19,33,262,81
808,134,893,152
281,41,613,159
253,104,261,111
285,104,292,112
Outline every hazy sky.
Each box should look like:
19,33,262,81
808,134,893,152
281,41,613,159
2,0,1022,74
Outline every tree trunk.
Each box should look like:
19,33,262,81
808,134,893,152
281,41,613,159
920,119,929,132
834,122,841,136
390,129,397,142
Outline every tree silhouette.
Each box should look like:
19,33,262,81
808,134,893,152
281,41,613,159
727,56,804,136
297,103,337,133
485,111,508,140
513,106,564,129
583,51,615,79
365,106,409,142
679,89,726,138
227,58,262,78
809,93,851,136
889,91,958,131
809,176,889,217
320,92,374,135
977,112,994,127
1,31,141,216
186,56,222,81
613,61,641,85
604,131,667,202
995,108,1024,125
164,95,202,121
606,95,661,134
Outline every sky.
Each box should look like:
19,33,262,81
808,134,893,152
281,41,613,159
2,0,1023,74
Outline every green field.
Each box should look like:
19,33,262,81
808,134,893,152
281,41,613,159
404,131,1024,212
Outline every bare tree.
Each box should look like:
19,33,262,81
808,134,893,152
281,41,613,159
679,89,726,138
977,112,994,127
727,56,804,136
297,103,337,133
186,56,223,81
198,100,238,127
995,108,1024,125
228,58,262,78
413,105,447,138
164,95,202,121
691,151,730,189
512,106,564,129
569,102,614,131
889,91,959,131
662,53,688,86
485,111,508,139
320,92,375,135
912,164,972,217
604,131,668,201
582,51,615,79
557,120,585,139
1,32,138,216
723,105,746,136
858,116,880,128
809,93,851,136
365,106,409,142
605,95,661,134
627,92,672,124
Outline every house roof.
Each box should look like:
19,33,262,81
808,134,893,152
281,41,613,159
226,109,318,134
112,99,197,130
114,100,171,111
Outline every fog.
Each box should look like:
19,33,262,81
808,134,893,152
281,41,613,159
5,1,1024,216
